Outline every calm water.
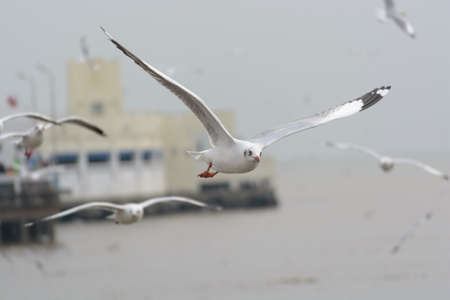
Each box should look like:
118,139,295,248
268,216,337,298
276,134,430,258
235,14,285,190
1,159,450,299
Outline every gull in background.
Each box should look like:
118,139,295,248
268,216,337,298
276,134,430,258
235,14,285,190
325,141,449,181
376,0,416,38
80,36,98,70
391,211,433,254
25,196,221,227
20,165,66,181
0,112,58,134
102,27,390,178
0,116,106,159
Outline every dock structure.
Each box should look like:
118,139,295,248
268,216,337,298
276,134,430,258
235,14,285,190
0,175,59,245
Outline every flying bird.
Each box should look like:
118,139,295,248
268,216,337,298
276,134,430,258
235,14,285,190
325,141,449,181
20,165,66,181
102,27,390,178
391,211,433,254
0,112,58,134
376,0,416,38
25,196,221,227
0,116,106,159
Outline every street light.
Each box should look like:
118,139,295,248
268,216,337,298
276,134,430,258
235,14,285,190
17,72,37,111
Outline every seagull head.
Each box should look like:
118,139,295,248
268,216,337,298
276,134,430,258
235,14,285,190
35,123,46,132
243,147,262,163
380,157,394,172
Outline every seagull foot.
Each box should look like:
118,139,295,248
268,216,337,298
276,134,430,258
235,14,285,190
198,171,218,178
25,150,33,160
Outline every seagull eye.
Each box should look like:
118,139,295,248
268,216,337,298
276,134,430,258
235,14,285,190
248,150,253,156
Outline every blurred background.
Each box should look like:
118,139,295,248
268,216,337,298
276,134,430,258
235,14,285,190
0,1,449,299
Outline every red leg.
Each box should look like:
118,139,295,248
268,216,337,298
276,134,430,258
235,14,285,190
25,149,33,160
198,162,219,178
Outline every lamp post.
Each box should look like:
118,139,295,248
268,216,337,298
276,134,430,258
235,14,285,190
17,72,37,111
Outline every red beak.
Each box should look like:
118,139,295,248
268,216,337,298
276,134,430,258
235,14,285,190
254,156,260,162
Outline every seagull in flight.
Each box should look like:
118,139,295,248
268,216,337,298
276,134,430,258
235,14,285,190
0,116,106,159
376,0,416,38
21,165,66,181
0,112,58,134
391,211,433,254
25,196,221,227
102,27,390,178
325,141,449,181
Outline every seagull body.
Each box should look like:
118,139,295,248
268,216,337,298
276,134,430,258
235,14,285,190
391,211,433,254
326,142,449,181
0,112,58,134
102,27,390,178
25,196,220,227
377,0,416,38
21,165,66,181
0,116,106,159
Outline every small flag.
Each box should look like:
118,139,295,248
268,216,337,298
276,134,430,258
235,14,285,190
7,96,18,108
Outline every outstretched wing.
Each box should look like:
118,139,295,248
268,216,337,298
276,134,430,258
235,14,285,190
0,132,27,140
1,112,58,125
384,0,395,10
101,27,234,147
391,212,433,254
24,202,123,227
250,86,390,149
140,196,222,210
393,158,449,180
325,141,384,161
391,14,416,38
45,116,106,136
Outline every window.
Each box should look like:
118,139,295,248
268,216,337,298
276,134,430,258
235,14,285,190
54,153,78,165
142,150,152,162
88,152,110,164
119,151,135,163
91,102,104,116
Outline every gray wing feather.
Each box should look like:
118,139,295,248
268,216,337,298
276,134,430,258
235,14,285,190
101,27,234,147
1,112,58,124
393,158,449,180
140,196,221,210
384,0,395,10
24,202,123,227
46,116,106,136
0,132,27,140
250,86,390,148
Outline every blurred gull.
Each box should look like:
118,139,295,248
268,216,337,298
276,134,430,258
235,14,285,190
0,112,57,134
101,27,390,178
80,36,98,70
391,211,433,254
376,0,416,38
21,165,66,181
0,116,106,159
25,196,221,227
325,141,449,181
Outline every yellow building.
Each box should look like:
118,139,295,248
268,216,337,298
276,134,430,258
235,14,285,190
41,58,275,202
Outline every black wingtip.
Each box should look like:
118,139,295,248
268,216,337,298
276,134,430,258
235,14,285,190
359,85,391,111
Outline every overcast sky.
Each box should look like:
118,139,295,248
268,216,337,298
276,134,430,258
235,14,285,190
0,0,449,160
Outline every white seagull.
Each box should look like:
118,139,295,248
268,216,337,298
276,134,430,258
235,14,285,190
376,0,416,39
391,211,433,254
21,165,66,181
0,116,106,159
325,141,449,181
25,196,221,227
0,112,58,134
102,27,390,178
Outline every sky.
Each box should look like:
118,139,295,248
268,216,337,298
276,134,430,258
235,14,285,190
0,0,449,160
